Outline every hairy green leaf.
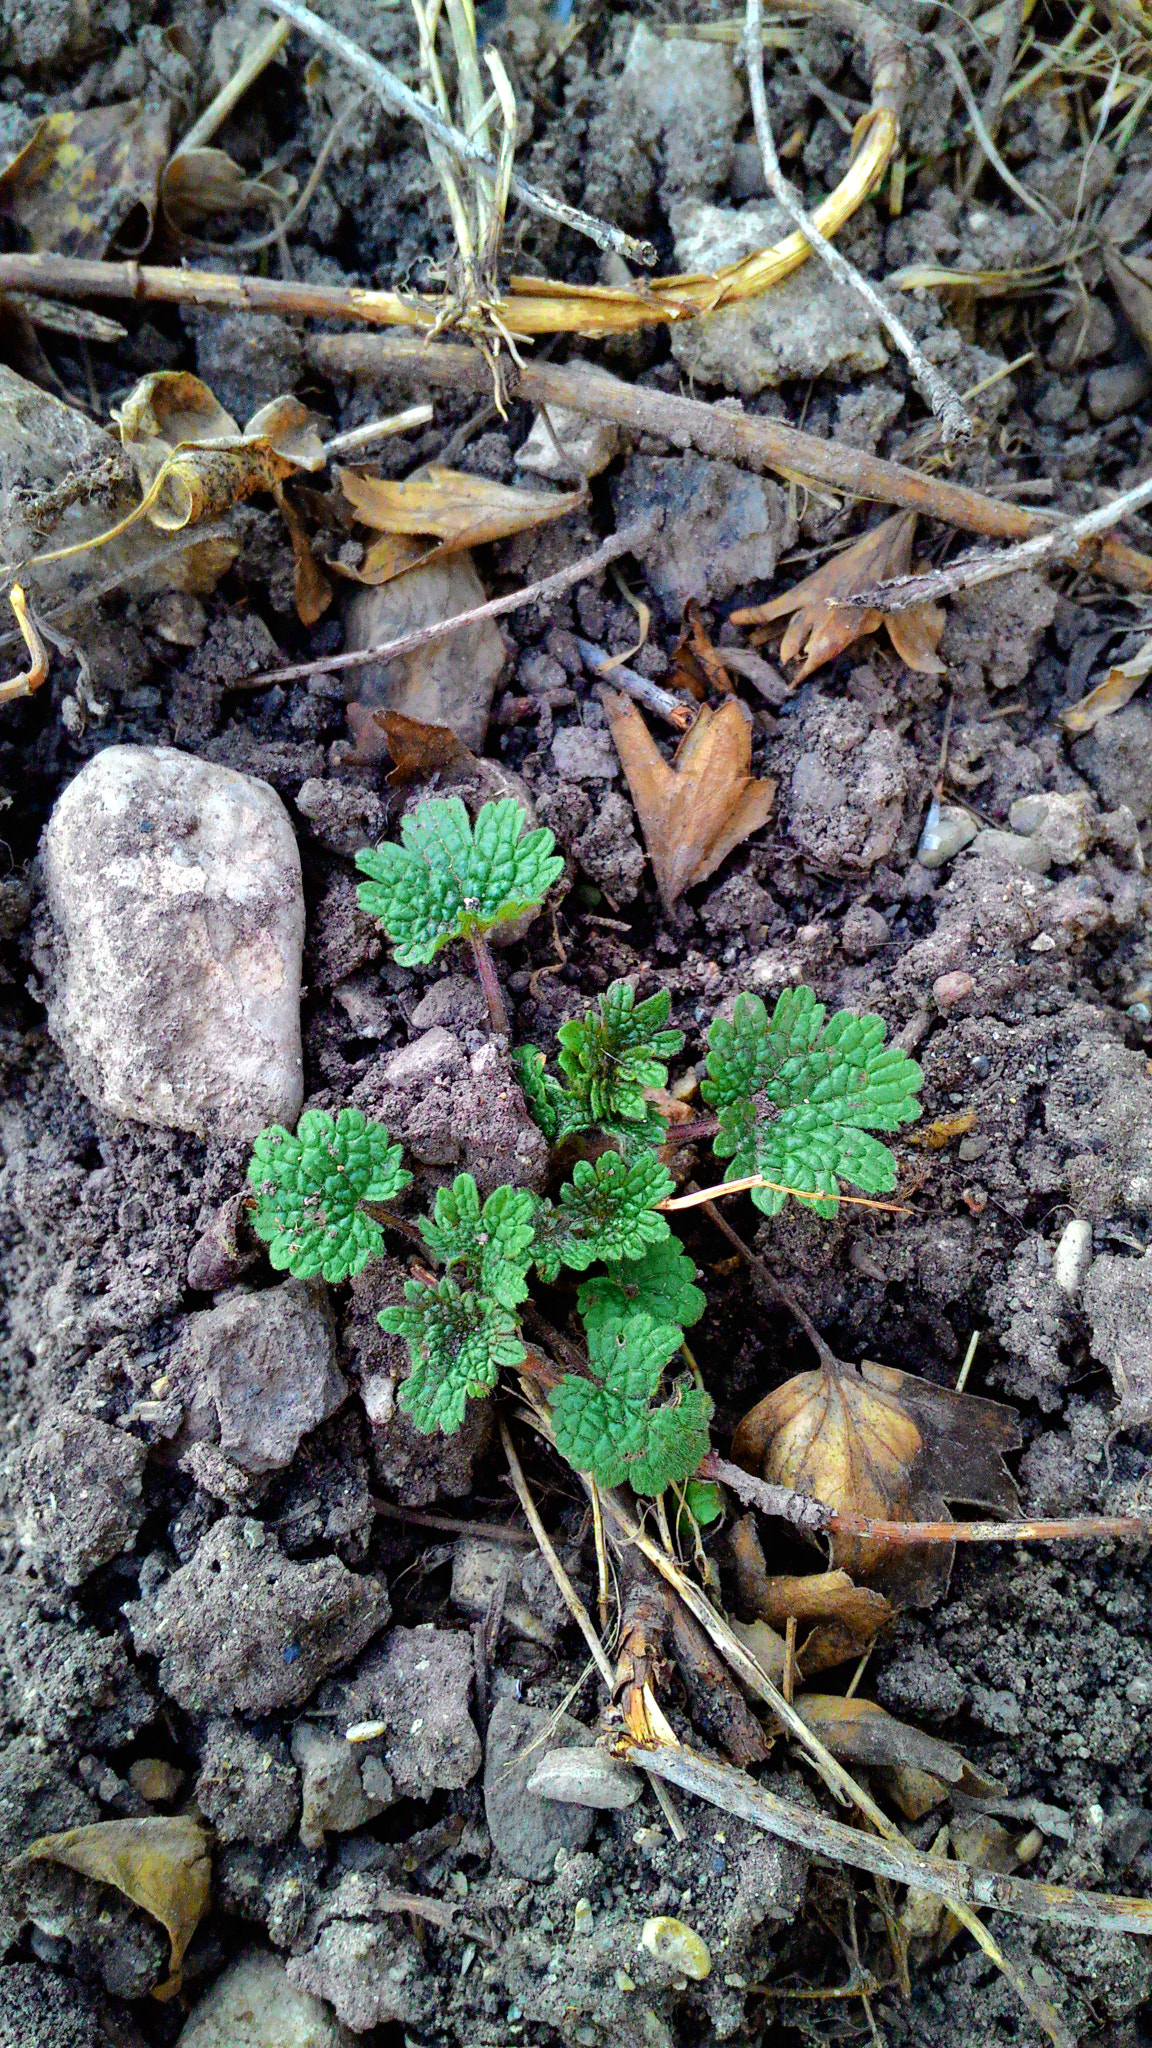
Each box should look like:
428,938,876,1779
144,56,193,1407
533,1149,673,1282
355,796,565,966
555,979,683,1135
247,1108,411,1283
551,1302,712,1496
381,1276,525,1434
702,987,922,1217
577,1237,705,1329
513,1044,588,1146
419,1173,535,1309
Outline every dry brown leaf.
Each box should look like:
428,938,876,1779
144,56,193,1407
670,601,735,700
0,101,171,257
10,1814,210,1997
337,466,584,585
906,1112,978,1150
1062,633,1152,734
113,373,326,533
730,512,945,681
346,705,477,782
272,482,333,627
602,687,776,911
732,1357,1020,1607
160,148,295,233
793,1695,999,1798
730,1515,890,1675
1102,246,1152,364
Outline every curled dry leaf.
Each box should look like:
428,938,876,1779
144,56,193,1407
9,1814,210,1997
161,148,295,233
730,511,945,681
730,1514,889,1675
601,686,776,912
0,100,171,257
670,601,735,700
793,1694,999,1802
271,481,332,626
112,372,326,532
346,704,477,781
732,1357,1020,1607
0,584,49,704
337,466,585,586
1062,633,1152,735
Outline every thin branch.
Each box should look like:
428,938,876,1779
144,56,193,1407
660,1175,911,1215
500,1414,615,1689
245,511,665,689
743,0,972,442
264,0,657,267
177,17,289,153
320,403,434,459
840,471,1152,611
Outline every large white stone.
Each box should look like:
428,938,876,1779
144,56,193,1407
178,1949,352,2048
42,745,304,1140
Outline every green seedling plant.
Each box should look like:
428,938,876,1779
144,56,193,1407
246,794,924,1505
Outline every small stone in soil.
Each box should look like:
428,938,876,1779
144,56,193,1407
484,1698,597,1880
516,405,620,482
292,1722,392,1848
916,801,977,868
342,554,506,751
14,1406,147,1586
176,1947,353,2048
195,1720,301,1848
527,1746,643,1811
175,1279,346,1476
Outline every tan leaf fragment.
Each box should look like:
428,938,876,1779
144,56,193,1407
793,1694,1000,1802
9,1814,210,1998
730,1515,890,1675
1062,633,1152,734
160,148,295,233
732,1357,1020,1608
346,705,477,782
730,511,945,681
337,465,584,584
272,482,333,626
1102,246,1152,364
0,100,171,257
113,372,327,533
601,687,776,911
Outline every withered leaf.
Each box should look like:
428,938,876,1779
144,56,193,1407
0,101,171,257
113,373,326,532
1062,632,1152,734
160,148,295,234
1102,245,1152,364
602,686,776,911
730,512,945,681
730,1515,890,1675
794,1694,999,1800
670,600,734,700
346,705,477,782
9,1814,210,1997
732,1357,1020,1607
272,481,332,627
337,465,584,584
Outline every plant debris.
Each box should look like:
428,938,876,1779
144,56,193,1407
336,465,584,585
9,1815,211,1997
731,511,946,680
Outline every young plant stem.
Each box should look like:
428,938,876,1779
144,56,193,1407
468,933,510,1039
702,1198,845,1375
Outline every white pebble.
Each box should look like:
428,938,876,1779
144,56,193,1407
1053,1218,1093,1298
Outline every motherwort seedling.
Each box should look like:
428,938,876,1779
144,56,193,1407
247,795,923,1503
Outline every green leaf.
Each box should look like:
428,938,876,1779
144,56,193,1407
513,1044,587,1145
355,796,565,966
551,1302,713,1496
702,987,922,1218
577,1237,705,1328
681,1478,724,1528
381,1276,525,1434
418,1173,535,1309
247,1109,411,1283
555,980,683,1133
533,1150,673,1282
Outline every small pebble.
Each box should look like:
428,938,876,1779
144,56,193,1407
917,800,977,868
1053,1218,1093,1298
933,971,974,1011
127,1758,183,1803
527,1746,643,1811
573,1898,595,1935
641,1917,712,1981
615,1969,636,1993
970,827,1052,874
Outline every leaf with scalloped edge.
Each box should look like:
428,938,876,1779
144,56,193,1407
355,795,565,966
555,979,683,1132
247,1108,411,1283
577,1237,705,1328
533,1149,673,1282
551,1301,712,1495
381,1276,525,1435
418,1173,535,1309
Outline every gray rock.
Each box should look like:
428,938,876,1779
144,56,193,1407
292,1723,392,1847
917,801,978,868
700,871,771,934
572,792,646,903
125,1518,389,1715
409,975,488,1032
612,453,791,618
621,21,742,201
526,1745,642,1810
668,200,888,395
0,1585,153,1750
1073,705,1152,822
175,1281,346,1475
295,779,388,860
1087,359,1152,422
177,1948,353,2048
343,555,506,751
1008,790,1094,863
322,1625,481,1798
41,746,304,1142
516,405,620,482
551,725,618,783
351,1030,549,1194
970,828,1053,874
195,1720,301,1846
14,1406,147,1585
287,1881,433,2032
1084,1249,1152,1427
940,572,1058,697
840,904,890,960
484,1698,596,1879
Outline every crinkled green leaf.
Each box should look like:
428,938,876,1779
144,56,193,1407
702,987,922,1218
552,1303,712,1496
513,1044,588,1145
533,1149,673,1282
577,1237,705,1329
556,979,683,1131
681,1478,724,1528
247,1108,411,1283
418,1173,535,1309
355,795,565,966
381,1275,525,1434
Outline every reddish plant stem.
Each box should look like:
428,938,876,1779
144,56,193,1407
468,932,511,1039
702,1198,845,1374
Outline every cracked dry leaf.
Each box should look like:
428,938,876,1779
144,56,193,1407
10,1814,210,1998
113,373,326,532
732,1357,1020,1607
602,687,776,912
730,511,945,682
338,466,585,585
0,100,171,257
